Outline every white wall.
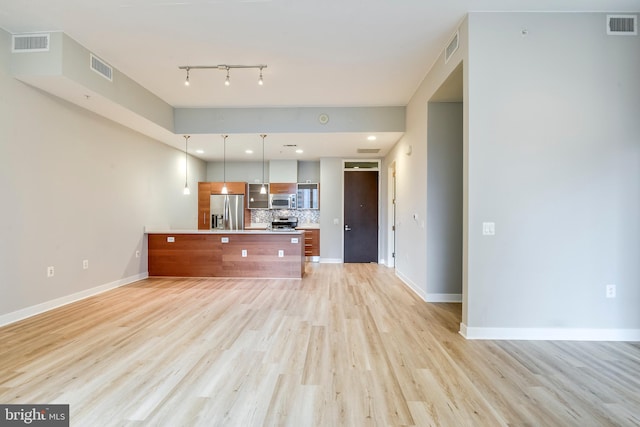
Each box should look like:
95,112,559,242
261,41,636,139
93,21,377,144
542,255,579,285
0,29,206,321
383,19,468,300
386,11,640,339
427,102,463,300
207,161,267,183
319,158,344,261
465,12,640,335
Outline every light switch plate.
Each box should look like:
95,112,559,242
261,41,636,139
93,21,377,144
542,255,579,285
167,236,175,243
291,238,298,243
221,237,229,243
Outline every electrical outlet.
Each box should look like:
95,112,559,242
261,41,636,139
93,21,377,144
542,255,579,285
482,222,496,236
47,266,55,277
278,250,284,257
606,284,616,298
291,238,299,244
241,249,247,257
83,260,89,270
135,250,140,258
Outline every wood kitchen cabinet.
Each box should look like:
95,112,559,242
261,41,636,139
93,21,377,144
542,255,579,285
269,183,297,194
301,228,320,257
210,182,245,195
198,182,211,230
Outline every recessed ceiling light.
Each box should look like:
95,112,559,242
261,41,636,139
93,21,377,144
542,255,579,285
296,149,303,154
196,149,204,154
245,149,254,154
367,135,377,141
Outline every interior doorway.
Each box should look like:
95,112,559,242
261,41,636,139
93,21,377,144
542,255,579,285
344,164,379,263
426,63,463,302
387,162,396,268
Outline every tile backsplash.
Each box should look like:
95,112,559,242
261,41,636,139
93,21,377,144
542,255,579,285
252,209,320,224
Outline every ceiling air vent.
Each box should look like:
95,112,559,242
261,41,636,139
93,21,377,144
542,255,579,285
445,31,459,64
90,53,113,81
607,15,637,35
12,34,50,52
357,148,381,154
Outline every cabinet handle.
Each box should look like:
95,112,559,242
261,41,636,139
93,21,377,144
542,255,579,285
203,212,206,224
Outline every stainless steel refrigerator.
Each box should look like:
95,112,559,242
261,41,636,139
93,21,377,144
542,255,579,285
210,194,245,230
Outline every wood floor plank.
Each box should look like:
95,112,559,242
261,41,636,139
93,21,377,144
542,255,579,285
1,263,639,426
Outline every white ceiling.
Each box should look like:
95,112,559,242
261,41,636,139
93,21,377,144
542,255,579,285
1,0,638,161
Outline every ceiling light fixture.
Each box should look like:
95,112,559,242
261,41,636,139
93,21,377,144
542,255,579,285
260,134,267,194
183,135,191,195
221,134,228,194
367,135,376,141
178,64,267,87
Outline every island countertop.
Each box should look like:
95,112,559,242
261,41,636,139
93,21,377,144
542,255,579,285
145,228,304,235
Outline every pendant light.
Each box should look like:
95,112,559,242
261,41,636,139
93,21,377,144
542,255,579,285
260,134,267,194
221,134,228,194
183,135,190,195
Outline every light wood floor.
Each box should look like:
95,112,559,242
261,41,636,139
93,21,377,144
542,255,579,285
1,264,639,426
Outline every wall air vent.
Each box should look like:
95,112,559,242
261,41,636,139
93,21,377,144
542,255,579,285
445,31,459,64
607,15,637,35
12,34,50,52
90,53,113,81
357,148,381,154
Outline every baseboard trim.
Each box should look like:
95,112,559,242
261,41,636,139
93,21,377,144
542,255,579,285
459,323,640,341
319,258,343,264
426,293,462,303
395,270,426,300
0,272,149,328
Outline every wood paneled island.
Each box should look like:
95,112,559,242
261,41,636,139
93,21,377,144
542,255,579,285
147,230,305,278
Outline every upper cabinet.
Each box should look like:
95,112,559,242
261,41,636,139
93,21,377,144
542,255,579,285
297,183,319,209
210,182,245,195
270,183,297,194
247,183,269,209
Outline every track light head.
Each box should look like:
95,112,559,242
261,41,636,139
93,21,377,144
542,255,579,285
258,67,264,86
224,68,230,86
184,68,190,86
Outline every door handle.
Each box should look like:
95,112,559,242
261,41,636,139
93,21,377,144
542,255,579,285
344,225,352,231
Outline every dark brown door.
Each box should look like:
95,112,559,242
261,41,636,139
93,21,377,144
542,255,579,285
344,170,378,263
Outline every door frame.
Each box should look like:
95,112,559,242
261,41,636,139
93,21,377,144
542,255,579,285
343,159,381,263
387,161,396,268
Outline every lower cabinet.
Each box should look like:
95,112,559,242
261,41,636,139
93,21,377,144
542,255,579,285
148,233,304,278
301,229,320,257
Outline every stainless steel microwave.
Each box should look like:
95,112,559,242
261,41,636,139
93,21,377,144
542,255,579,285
269,193,296,209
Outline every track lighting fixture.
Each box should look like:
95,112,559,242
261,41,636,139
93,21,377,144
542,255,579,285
221,134,228,195
183,135,190,195
178,64,267,87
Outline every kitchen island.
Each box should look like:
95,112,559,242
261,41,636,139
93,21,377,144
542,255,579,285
146,229,305,278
